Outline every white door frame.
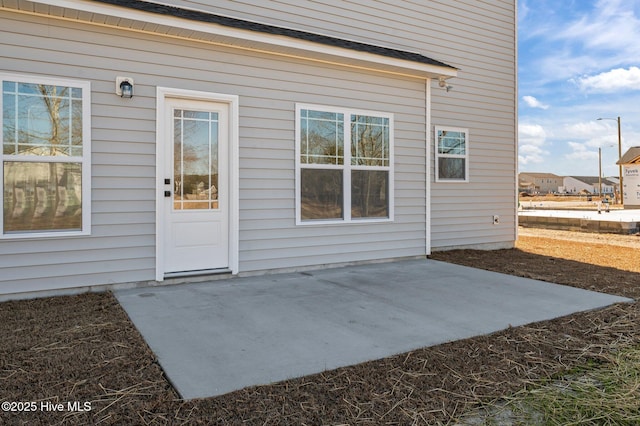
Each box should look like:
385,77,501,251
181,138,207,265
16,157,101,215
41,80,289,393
155,87,239,281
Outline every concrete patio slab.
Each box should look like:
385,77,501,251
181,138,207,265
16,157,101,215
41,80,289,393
115,259,631,400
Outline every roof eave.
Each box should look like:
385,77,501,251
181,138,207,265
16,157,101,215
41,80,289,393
24,0,457,80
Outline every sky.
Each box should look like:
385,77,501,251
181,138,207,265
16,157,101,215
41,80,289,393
518,0,640,177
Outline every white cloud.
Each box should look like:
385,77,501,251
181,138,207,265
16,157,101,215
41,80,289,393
522,95,549,109
518,124,549,165
517,1,640,176
519,123,547,145
574,67,640,93
564,121,611,144
528,1,640,82
566,141,598,161
518,0,530,23
559,0,640,54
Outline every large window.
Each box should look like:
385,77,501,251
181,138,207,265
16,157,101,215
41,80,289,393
435,126,469,182
296,105,393,224
1,74,91,237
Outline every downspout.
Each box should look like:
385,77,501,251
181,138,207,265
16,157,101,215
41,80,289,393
425,78,432,256
514,2,519,244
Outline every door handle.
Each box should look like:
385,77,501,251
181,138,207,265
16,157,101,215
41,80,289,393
164,191,171,197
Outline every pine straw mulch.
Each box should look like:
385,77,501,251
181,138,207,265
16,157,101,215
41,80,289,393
1,229,639,425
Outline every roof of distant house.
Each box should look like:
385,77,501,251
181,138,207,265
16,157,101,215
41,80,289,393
518,172,562,179
568,176,617,186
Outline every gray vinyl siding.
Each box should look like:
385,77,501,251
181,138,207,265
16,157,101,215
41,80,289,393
159,0,518,249
0,0,516,294
0,7,428,293
1,12,159,293
428,0,516,250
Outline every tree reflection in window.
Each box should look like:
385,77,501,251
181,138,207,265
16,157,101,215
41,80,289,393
300,169,343,220
2,79,86,234
173,109,219,210
351,115,389,167
298,107,392,222
300,110,344,165
435,127,468,182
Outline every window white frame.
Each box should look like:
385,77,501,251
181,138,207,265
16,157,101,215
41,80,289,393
0,73,91,239
434,126,469,182
295,103,394,225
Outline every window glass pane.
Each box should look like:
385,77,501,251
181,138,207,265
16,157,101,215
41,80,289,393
438,130,465,155
2,81,82,157
3,161,82,233
183,110,209,120
173,117,182,202
351,170,389,218
351,115,389,166
300,109,344,165
2,81,16,92
3,92,15,154
18,82,52,95
438,157,466,180
307,110,339,120
71,99,83,150
173,110,219,210
301,168,343,220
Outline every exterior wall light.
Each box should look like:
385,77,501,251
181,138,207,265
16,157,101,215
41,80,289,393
438,76,453,92
115,76,134,98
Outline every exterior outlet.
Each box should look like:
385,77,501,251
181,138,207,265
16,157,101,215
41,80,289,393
493,215,500,225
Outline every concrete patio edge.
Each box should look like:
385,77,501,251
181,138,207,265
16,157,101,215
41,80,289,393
115,259,631,400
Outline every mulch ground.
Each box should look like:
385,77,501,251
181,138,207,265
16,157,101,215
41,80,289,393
1,230,639,425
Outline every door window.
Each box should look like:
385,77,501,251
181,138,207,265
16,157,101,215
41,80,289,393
172,109,219,210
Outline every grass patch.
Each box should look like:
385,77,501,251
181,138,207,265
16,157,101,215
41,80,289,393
457,346,640,425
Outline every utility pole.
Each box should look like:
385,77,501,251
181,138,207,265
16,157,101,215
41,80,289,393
617,116,623,204
598,147,602,197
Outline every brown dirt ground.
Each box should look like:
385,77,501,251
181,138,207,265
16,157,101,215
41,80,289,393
1,228,639,425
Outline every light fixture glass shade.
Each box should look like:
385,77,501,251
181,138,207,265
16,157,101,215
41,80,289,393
120,80,133,98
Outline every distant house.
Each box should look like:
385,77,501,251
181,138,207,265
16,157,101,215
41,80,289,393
518,178,537,195
0,1,517,297
617,147,640,209
518,173,563,194
563,176,616,196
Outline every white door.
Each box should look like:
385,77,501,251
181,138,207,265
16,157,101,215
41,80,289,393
162,98,229,274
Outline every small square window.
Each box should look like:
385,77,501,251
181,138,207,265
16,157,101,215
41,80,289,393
435,126,469,182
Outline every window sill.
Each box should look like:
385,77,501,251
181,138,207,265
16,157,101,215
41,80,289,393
296,217,393,226
0,230,91,240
